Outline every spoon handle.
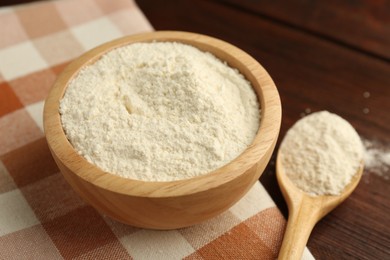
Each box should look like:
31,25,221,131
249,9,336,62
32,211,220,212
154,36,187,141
278,198,320,260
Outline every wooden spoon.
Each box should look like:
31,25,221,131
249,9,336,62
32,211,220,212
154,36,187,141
276,151,364,260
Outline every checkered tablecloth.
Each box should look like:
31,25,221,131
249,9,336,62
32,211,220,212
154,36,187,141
0,0,314,259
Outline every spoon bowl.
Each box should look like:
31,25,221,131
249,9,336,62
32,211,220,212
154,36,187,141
276,151,364,259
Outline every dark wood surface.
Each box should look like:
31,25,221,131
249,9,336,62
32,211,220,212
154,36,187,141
133,1,390,259
2,0,389,259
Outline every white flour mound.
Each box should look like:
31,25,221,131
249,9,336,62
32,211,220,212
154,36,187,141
279,111,363,196
60,42,260,181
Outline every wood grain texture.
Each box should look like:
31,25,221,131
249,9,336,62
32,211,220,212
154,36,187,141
135,0,390,258
4,0,389,257
222,0,390,61
43,31,281,229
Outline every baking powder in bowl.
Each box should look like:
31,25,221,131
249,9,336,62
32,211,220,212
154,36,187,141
60,42,260,181
279,111,363,196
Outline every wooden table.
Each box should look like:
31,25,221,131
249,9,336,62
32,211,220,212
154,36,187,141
2,0,389,258
134,1,390,259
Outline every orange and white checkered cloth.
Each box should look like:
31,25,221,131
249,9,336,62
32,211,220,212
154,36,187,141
0,0,314,259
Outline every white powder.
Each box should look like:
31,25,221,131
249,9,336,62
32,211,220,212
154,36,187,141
279,111,363,196
60,42,260,181
363,139,390,180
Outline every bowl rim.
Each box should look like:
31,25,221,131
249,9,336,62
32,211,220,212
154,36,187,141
43,30,281,198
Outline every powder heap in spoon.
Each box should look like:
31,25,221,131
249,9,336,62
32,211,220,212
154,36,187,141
279,111,364,196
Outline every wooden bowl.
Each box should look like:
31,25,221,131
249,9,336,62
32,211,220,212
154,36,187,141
43,31,281,229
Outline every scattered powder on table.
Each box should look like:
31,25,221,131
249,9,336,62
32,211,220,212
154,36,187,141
60,42,260,181
279,111,364,196
363,139,390,180
300,107,312,118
